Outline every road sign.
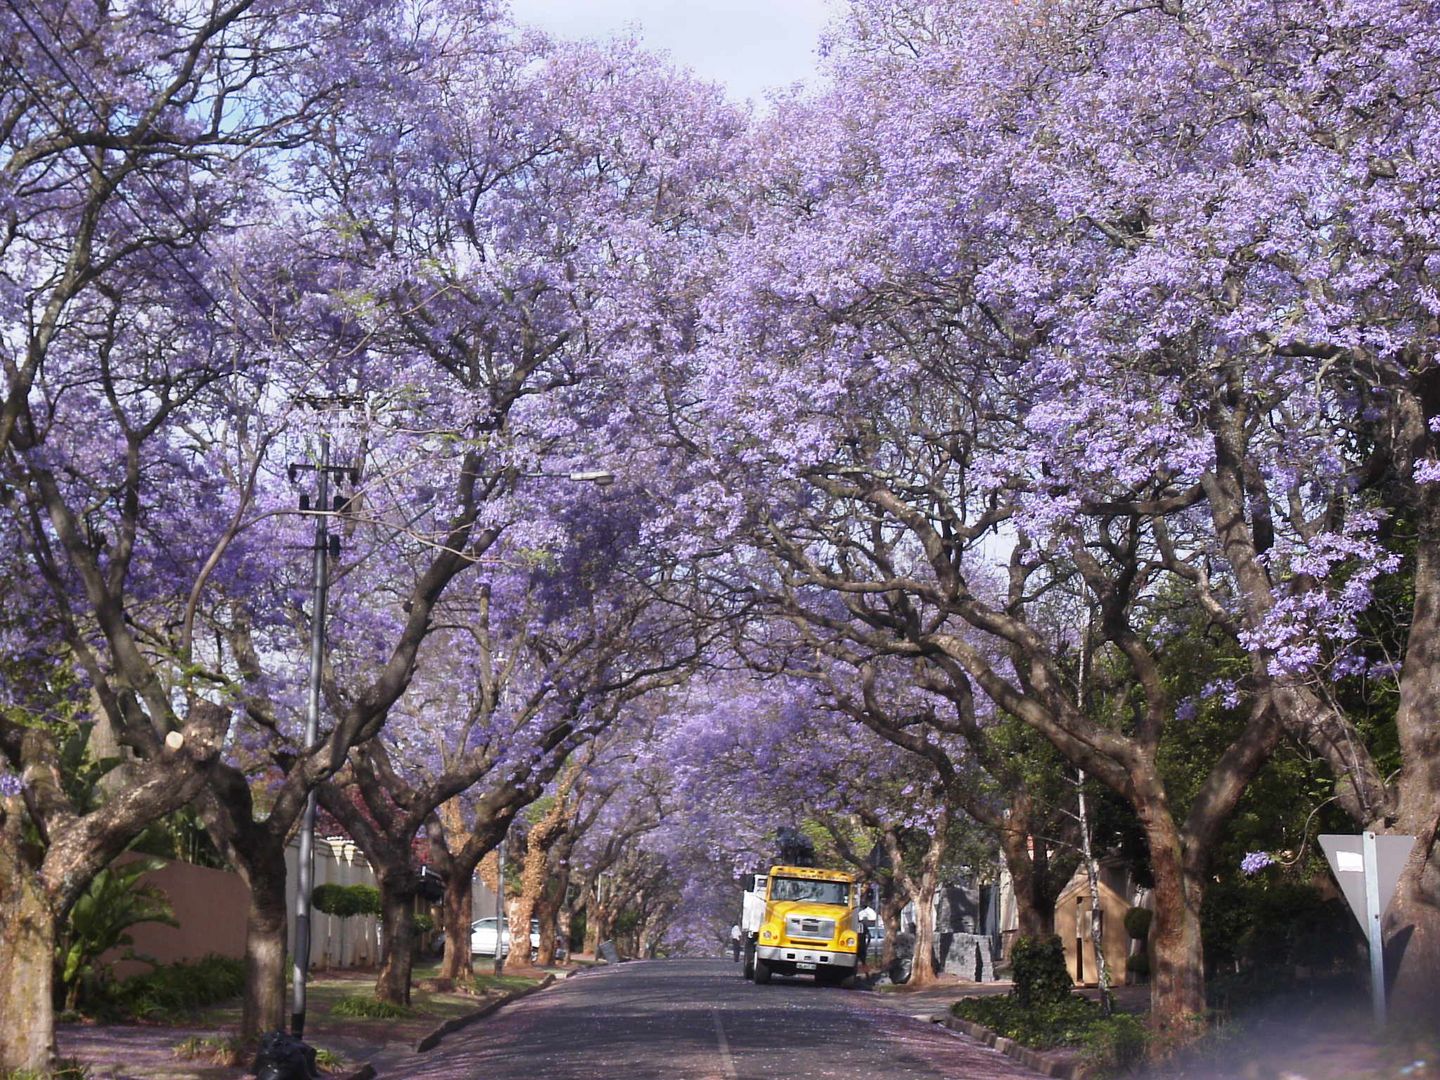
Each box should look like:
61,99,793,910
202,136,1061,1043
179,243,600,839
1320,833,1416,930
1319,832,1416,1027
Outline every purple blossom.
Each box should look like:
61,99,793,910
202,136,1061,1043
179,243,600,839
1240,851,1275,876
0,772,24,798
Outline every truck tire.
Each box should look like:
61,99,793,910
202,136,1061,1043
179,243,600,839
753,955,772,985
742,939,755,980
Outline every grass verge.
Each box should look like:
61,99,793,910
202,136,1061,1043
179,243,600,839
953,994,1149,1075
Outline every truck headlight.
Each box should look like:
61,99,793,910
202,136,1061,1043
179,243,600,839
842,934,856,948
761,929,775,941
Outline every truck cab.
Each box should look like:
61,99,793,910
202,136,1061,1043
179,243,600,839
740,864,860,985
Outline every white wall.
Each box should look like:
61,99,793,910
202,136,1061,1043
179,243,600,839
284,836,379,969
283,838,500,969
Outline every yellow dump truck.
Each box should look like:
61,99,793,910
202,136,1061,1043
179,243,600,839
740,864,861,985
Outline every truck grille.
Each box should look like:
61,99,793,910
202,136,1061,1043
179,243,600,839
785,915,836,941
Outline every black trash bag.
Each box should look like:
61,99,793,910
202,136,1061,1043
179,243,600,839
251,1030,318,1080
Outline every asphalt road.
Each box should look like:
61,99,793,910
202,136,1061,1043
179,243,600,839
376,958,1046,1079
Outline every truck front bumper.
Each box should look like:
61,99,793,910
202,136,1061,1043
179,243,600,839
756,945,858,968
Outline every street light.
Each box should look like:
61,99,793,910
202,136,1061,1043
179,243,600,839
289,432,357,1040
565,470,614,486
287,460,610,1012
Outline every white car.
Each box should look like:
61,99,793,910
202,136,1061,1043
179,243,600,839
470,916,512,957
470,917,543,958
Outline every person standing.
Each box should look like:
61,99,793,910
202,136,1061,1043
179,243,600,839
730,923,742,962
857,902,878,967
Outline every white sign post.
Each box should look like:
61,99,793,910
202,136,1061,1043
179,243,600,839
1319,832,1416,1028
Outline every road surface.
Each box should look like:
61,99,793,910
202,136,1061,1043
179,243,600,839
376,957,1045,1079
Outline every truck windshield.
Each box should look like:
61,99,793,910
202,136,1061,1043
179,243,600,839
769,877,850,905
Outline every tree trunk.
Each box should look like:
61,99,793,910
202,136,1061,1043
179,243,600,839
535,897,559,965
375,876,417,1005
875,869,898,973
1142,810,1206,1035
535,842,571,966
1386,666,1440,1026
908,864,942,987
1386,478,1440,1027
504,855,545,974
239,854,288,1039
1000,821,1053,937
556,903,574,960
1386,826,1440,1027
438,871,474,983
592,902,616,952
0,841,58,1074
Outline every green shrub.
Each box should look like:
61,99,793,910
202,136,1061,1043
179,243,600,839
311,884,347,916
57,856,178,1010
952,994,1101,1049
312,884,381,919
1202,880,1357,976
330,995,414,1019
313,1048,347,1072
1010,935,1073,1007
173,1035,246,1067
1125,952,1150,977
1081,1013,1151,1074
1,1061,90,1080
1122,906,1152,940
104,954,244,1020
413,912,434,935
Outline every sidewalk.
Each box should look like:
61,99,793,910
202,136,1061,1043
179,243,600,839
860,975,1438,1080
57,966,565,1079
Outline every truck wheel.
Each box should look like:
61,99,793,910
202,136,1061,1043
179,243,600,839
743,939,755,980
753,956,772,985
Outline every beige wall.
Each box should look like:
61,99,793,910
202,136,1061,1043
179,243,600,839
105,856,250,979
103,837,387,979
1053,865,1134,986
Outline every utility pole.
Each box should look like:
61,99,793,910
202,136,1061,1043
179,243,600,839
288,409,359,1040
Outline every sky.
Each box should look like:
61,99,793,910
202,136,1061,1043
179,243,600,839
511,0,833,104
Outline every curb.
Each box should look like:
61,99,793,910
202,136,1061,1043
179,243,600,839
413,974,556,1053
932,1013,1090,1079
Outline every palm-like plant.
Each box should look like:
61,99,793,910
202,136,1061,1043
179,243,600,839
57,857,177,1010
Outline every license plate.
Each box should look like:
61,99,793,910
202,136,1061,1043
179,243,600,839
796,962,817,971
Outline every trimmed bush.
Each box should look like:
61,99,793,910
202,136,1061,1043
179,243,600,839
312,883,381,918
1010,935,1073,1007
1123,906,1152,940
